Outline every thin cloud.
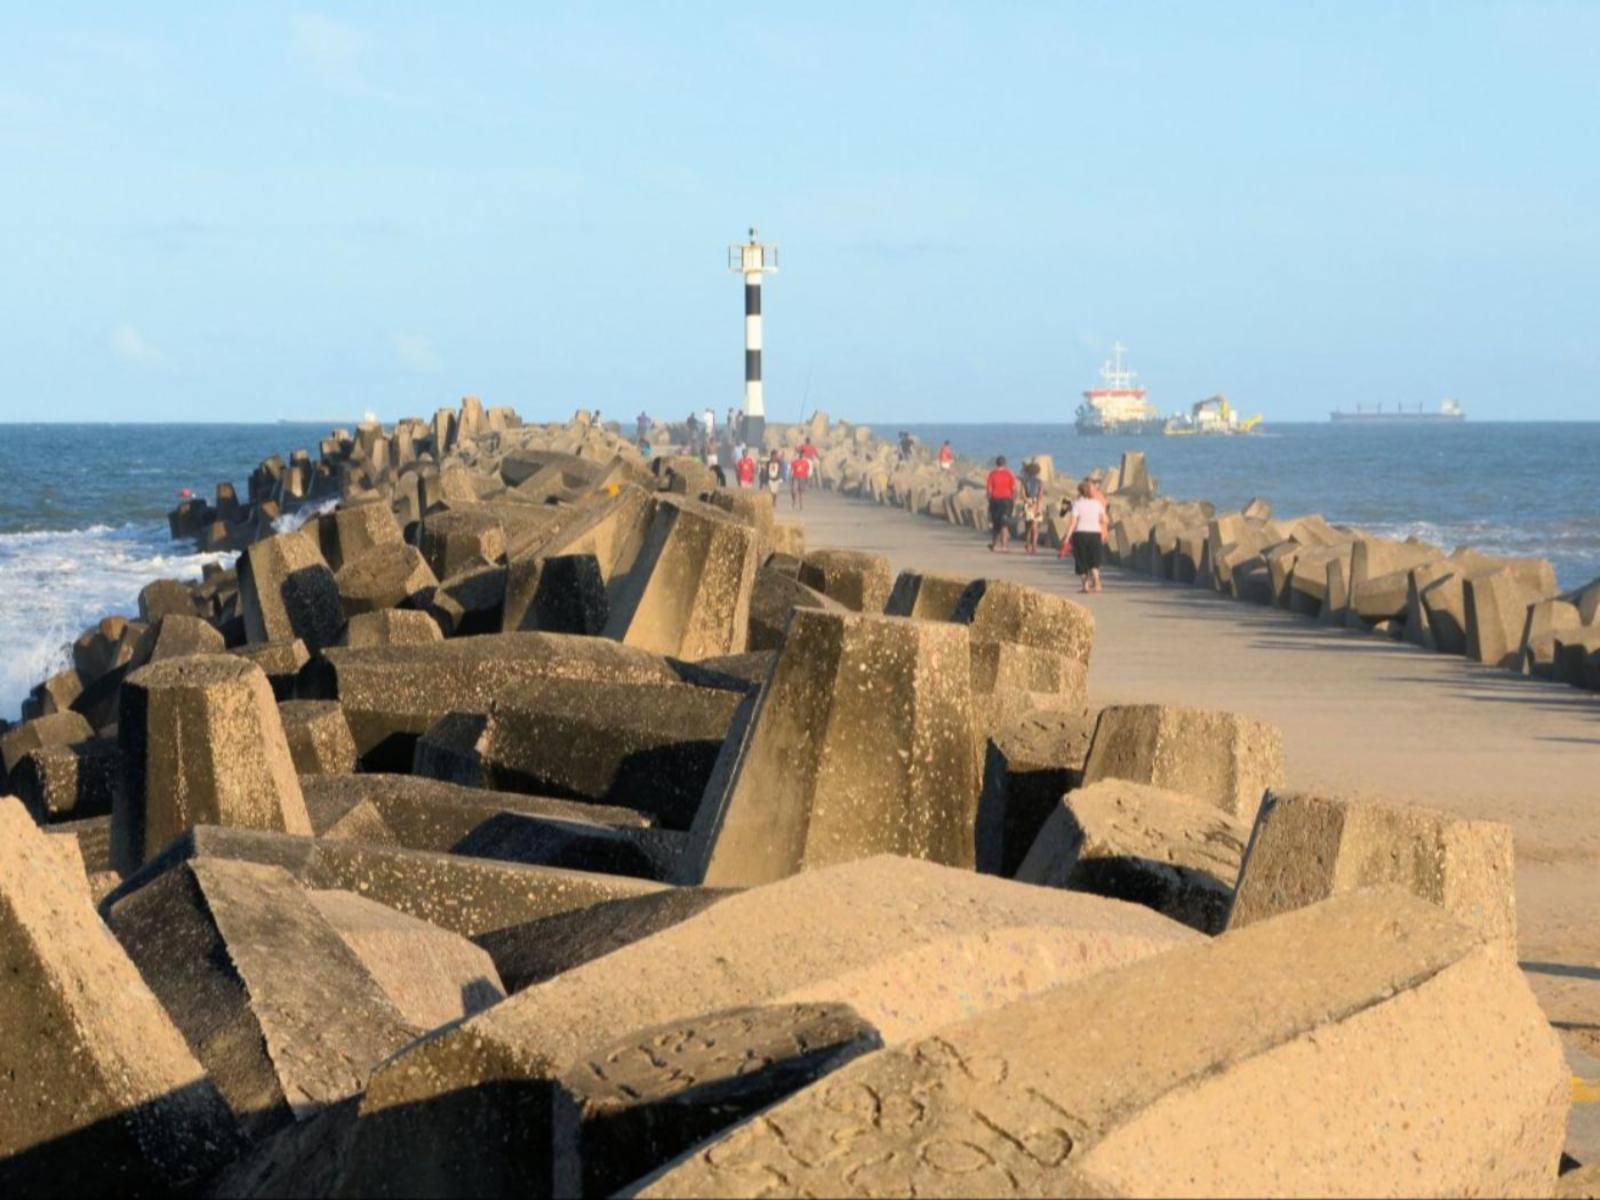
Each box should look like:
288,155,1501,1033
291,11,386,97
109,323,166,369
394,333,441,375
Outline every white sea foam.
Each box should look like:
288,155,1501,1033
274,497,338,535
0,523,233,721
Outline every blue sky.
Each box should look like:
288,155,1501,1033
1,2,1596,423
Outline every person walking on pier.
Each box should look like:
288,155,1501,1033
938,440,954,471
789,448,812,510
1019,460,1044,555
986,455,1017,553
736,447,757,489
763,449,784,496
1060,479,1108,592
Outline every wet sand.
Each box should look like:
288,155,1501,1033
793,488,1600,1043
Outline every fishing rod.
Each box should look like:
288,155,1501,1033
797,363,814,425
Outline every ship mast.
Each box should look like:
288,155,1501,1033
1101,341,1138,391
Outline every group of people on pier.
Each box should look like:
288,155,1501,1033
726,438,817,510
984,454,1108,593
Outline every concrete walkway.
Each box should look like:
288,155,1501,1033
791,489,1600,1043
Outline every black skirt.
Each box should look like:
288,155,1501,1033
1070,530,1104,575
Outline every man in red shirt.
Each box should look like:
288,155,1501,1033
789,451,812,510
938,440,954,471
801,437,819,461
985,455,1017,552
736,448,757,488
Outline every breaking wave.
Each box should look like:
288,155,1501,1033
0,523,233,721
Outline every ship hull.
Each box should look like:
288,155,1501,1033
1329,412,1465,424
1076,417,1166,437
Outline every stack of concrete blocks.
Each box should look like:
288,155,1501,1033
0,405,1582,1194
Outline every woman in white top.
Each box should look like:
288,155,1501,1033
1059,479,1109,593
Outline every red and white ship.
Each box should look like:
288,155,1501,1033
1075,343,1164,436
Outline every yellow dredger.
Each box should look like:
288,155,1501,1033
1164,394,1264,436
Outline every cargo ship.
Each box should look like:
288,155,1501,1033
1330,398,1465,424
1075,343,1164,436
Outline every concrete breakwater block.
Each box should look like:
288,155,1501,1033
975,704,1097,877
1016,778,1251,935
474,887,735,993
503,484,653,585
113,654,312,875
314,498,403,572
602,496,761,660
339,607,442,648
0,799,242,1192
413,676,743,829
1419,565,1471,653
301,772,649,855
278,699,358,775
104,858,422,1140
797,548,893,612
1519,597,1582,676
1408,563,1459,652
746,564,842,652
324,632,717,770
1553,630,1600,689
239,530,344,652
418,507,508,578
1350,535,1441,590
139,575,201,622
232,637,313,700
1,708,95,779
1082,703,1284,826
1465,566,1543,670
1228,790,1517,951
72,615,147,683
633,889,1567,1199
11,736,123,823
333,543,438,616
503,552,610,635
884,568,973,621
428,560,508,636
147,612,226,661
553,1003,882,1198
307,888,505,1032
105,824,667,940
683,609,980,887
333,856,1196,1198
1280,547,1344,620
951,577,1095,669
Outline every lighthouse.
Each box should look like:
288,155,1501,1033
728,227,778,447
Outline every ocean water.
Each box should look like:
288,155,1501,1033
1,420,1597,720
0,423,330,720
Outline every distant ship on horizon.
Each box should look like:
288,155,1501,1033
1330,398,1465,424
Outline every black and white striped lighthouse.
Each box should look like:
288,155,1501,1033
729,227,778,447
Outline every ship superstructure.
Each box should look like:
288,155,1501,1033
1075,343,1164,436
1164,394,1263,436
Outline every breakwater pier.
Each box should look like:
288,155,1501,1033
0,401,1594,1194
